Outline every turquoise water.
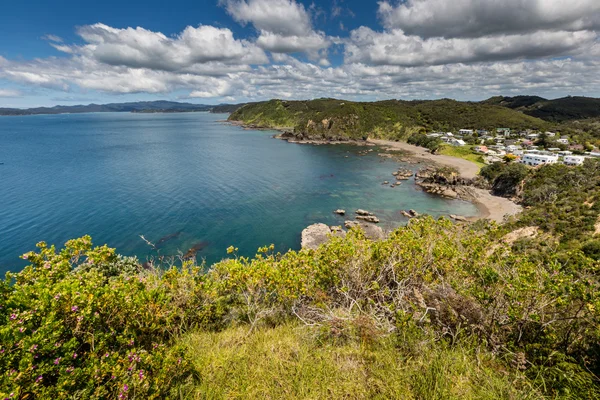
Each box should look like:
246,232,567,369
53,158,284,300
0,112,478,272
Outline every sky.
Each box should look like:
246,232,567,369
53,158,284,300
0,0,599,107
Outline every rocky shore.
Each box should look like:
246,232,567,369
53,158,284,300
225,120,521,224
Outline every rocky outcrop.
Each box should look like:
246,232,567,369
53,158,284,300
334,209,346,215
450,214,469,222
344,221,385,241
356,215,380,223
301,223,347,250
415,167,474,200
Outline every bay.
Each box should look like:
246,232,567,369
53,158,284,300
0,112,478,273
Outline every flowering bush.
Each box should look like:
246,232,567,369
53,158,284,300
0,237,193,399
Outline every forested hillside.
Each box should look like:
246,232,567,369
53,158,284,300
229,98,550,140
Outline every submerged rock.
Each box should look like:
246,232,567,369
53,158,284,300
334,209,346,215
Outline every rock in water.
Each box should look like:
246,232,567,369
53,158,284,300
409,209,420,217
301,224,346,250
334,209,346,215
344,220,385,240
355,209,374,216
356,215,380,223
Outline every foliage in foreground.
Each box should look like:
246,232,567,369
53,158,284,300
1,218,600,398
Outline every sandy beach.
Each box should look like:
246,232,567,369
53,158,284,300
369,139,522,223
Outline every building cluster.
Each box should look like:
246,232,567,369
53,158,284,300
426,128,595,167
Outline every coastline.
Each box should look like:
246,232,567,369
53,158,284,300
225,119,522,224
369,139,522,223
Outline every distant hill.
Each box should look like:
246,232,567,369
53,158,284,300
228,98,550,141
0,101,213,116
210,103,252,114
482,96,600,122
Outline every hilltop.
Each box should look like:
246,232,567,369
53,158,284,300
483,95,600,122
228,98,551,141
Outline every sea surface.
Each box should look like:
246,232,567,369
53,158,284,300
0,112,478,273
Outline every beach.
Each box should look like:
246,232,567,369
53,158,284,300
369,139,522,223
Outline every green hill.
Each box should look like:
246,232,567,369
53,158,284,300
483,95,600,122
229,98,550,140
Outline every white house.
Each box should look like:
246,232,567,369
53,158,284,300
527,133,539,140
497,128,511,137
520,154,559,166
506,145,520,153
459,129,474,136
450,138,466,146
563,155,585,166
557,151,573,156
545,131,557,137
557,138,569,145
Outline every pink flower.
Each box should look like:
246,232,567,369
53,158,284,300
35,375,43,383
9,314,16,320
54,357,61,365
22,254,28,260
44,262,51,269
73,352,78,359
71,306,79,312
66,367,74,373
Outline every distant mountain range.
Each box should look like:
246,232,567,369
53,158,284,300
0,101,238,116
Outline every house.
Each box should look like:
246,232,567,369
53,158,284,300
459,129,474,136
477,130,489,136
545,131,557,137
522,140,534,147
427,133,443,138
557,150,573,156
506,145,520,154
497,128,511,137
547,148,562,152
450,138,466,146
557,138,569,145
527,133,539,140
474,145,489,154
520,154,559,166
563,155,585,166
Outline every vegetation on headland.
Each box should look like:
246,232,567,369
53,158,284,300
484,95,600,123
3,157,600,398
229,98,550,141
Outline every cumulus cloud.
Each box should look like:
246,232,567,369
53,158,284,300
71,23,268,71
221,0,330,57
345,27,597,66
378,0,600,38
1,1,600,102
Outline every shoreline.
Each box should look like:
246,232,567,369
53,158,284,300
369,139,522,223
225,119,522,224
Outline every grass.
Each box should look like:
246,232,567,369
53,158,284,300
438,145,486,168
180,323,539,399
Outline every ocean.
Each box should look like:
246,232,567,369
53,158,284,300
0,112,478,272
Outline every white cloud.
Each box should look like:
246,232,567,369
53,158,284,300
1,1,600,103
41,34,63,42
0,89,22,97
221,0,330,57
345,26,597,66
72,23,268,71
378,0,600,38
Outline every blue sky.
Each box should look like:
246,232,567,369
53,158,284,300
0,0,599,107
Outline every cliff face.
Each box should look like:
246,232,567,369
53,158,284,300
228,98,550,141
